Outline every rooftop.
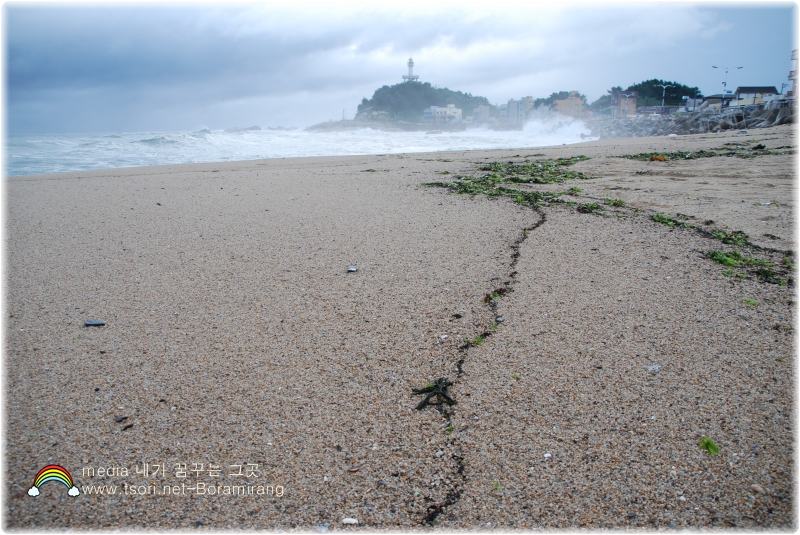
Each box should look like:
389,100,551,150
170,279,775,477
734,86,778,95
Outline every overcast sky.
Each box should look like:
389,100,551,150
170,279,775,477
5,1,797,134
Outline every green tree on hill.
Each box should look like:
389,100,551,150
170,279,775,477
357,82,490,121
587,80,703,114
625,79,703,107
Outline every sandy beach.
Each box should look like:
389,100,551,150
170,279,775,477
5,125,796,529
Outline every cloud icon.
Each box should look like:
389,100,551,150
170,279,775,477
68,486,80,497
27,487,40,497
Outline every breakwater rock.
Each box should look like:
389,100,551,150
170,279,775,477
585,106,795,139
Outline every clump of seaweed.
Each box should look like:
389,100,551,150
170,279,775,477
617,148,794,161
699,436,720,456
412,378,456,410
479,155,592,184
617,150,722,161
463,336,484,346
711,230,749,246
732,148,795,159
577,203,602,214
652,213,690,227
706,250,790,285
424,156,594,209
706,250,745,267
424,175,564,208
756,267,779,283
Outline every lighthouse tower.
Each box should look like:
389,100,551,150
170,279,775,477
402,57,419,82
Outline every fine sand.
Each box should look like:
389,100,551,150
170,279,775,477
4,125,796,529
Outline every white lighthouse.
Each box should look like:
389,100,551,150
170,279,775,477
402,57,419,82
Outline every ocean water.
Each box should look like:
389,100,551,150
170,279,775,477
6,116,593,177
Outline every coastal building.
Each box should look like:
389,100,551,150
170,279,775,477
787,49,797,101
519,96,535,115
423,104,462,123
506,97,535,124
554,91,585,117
733,86,778,106
735,86,778,97
507,99,525,124
436,104,462,122
473,105,491,123
402,57,419,82
610,89,637,117
498,103,508,120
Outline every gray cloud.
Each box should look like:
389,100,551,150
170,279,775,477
6,3,795,133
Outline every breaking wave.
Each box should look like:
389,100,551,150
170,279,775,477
132,136,179,145
7,114,594,176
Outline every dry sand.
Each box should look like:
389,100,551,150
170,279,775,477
4,125,796,529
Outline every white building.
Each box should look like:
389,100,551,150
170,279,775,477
435,104,462,122
507,99,524,124
423,104,462,123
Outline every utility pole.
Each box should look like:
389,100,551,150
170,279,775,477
621,93,635,117
656,83,674,110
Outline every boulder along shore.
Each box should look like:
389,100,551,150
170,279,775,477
586,106,795,139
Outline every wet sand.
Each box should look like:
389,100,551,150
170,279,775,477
5,125,796,529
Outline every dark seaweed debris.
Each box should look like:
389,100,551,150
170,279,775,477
479,155,591,184
412,377,456,410
424,156,592,208
616,148,794,161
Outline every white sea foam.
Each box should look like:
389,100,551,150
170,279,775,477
6,116,594,176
